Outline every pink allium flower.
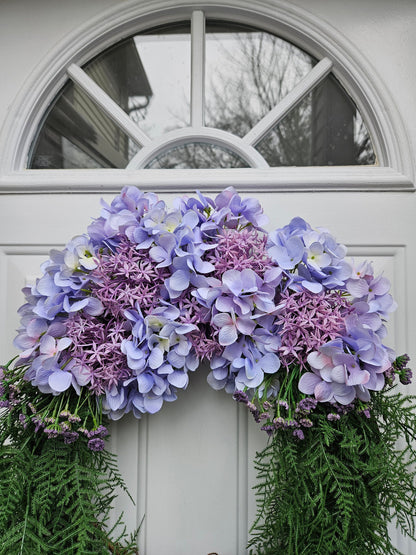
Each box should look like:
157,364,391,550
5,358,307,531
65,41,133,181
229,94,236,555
277,289,351,369
91,238,170,317
208,228,272,278
66,313,132,395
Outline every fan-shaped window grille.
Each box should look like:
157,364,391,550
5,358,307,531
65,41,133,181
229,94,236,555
29,13,376,171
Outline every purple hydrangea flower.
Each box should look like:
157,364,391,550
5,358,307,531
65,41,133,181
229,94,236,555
10,186,400,424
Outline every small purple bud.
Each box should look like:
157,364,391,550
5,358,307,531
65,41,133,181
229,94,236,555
63,431,79,444
59,410,71,419
18,413,27,429
299,418,313,428
44,428,59,439
68,414,81,424
273,416,285,428
88,438,105,452
327,413,340,422
261,424,275,437
293,429,305,440
400,368,412,386
233,390,249,404
258,412,271,421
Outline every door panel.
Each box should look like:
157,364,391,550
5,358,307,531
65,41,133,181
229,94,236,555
0,191,414,554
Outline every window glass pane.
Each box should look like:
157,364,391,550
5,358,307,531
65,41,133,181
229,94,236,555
30,81,139,169
256,96,312,166
28,17,376,170
85,23,191,139
204,21,315,137
256,75,376,166
145,143,249,169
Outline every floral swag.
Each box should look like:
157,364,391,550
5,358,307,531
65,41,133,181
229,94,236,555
1,187,415,554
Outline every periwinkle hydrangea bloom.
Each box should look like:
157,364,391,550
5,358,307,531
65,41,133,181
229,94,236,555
267,217,351,293
12,186,399,421
12,188,279,418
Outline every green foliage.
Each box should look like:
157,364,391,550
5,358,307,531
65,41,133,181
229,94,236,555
248,387,416,555
0,374,139,554
0,433,138,554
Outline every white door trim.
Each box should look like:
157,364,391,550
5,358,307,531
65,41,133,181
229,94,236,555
0,166,412,194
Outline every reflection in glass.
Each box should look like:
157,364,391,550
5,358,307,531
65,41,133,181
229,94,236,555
84,37,154,121
204,21,315,137
30,82,138,169
29,23,191,169
131,23,191,138
145,143,249,169
256,96,312,167
28,16,377,170
82,22,191,141
256,75,376,166
84,23,191,139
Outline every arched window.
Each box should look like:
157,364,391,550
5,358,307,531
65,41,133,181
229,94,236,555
29,15,375,172
0,4,412,192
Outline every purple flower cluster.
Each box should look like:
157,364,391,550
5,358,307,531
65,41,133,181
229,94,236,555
0,364,109,450
277,289,350,369
13,188,281,419
266,216,397,407
12,187,401,425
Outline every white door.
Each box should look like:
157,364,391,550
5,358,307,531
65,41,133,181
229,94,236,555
0,2,415,554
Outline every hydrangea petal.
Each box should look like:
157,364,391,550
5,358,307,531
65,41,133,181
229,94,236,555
143,396,164,414
48,370,72,392
137,373,154,393
298,372,321,395
314,381,334,402
261,353,280,374
168,371,189,388
218,325,238,346
148,347,164,369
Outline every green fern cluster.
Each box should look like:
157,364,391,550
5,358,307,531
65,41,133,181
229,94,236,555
248,386,416,555
0,374,139,554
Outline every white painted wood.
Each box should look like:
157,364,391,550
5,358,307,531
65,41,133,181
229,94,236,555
0,189,415,553
67,64,151,148
0,2,416,553
237,405,251,552
243,57,333,146
0,166,412,194
126,127,270,169
191,10,205,127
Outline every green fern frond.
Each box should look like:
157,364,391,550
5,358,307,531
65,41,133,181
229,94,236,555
0,414,139,554
248,390,416,555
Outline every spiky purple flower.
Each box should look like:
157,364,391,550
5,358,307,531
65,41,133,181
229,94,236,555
91,238,170,317
278,289,350,368
66,313,132,395
208,228,272,279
